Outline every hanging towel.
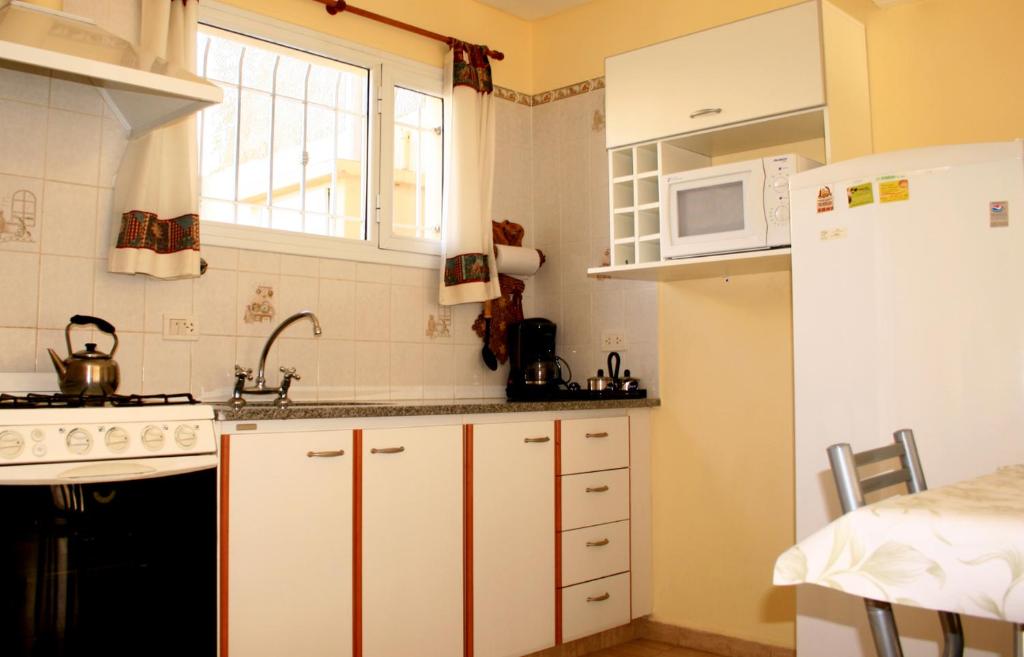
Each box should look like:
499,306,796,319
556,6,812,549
438,40,500,305
108,0,201,280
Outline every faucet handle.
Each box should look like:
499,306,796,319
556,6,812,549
235,365,253,380
280,366,301,381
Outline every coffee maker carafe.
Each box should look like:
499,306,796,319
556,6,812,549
507,318,563,395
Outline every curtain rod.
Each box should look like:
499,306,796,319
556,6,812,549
312,0,505,60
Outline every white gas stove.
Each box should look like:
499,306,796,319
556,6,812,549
0,375,218,656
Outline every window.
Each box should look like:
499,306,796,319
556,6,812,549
194,9,445,263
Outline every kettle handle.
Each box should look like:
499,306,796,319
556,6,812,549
607,351,621,381
66,315,118,357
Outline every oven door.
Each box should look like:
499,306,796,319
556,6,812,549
660,159,768,258
0,456,217,657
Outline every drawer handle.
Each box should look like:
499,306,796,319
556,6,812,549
371,446,405,454
689,107,722,119
587,592,611,603
585,432,608,438
586,538,610,547
586,485,609,493
524,436,550,443
307,449,345,458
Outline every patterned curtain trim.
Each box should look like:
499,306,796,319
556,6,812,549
451,39,493,94
114,210,200,254
444,253,491,286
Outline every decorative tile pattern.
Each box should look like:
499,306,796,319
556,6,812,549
243,284,276,324
0,188,37,243
494,76,606,108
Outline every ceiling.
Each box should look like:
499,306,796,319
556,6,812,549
476,0,592,21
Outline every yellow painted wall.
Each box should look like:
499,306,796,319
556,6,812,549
864,0,1024,152
214,0,534,92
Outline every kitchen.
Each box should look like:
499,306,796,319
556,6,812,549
0,0,1022,656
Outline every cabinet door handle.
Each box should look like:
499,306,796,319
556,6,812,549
585,431,609,438
306,449,345,458
370,446,405,454
586,485,609,493
587,592,610,602
524,436,550,443
586,538,610,547
690,107,722,119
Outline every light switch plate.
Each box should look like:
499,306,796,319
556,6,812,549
163,314,199,341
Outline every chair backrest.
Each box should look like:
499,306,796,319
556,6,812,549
827,428,927,515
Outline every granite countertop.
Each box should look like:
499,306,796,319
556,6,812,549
212,397,660,421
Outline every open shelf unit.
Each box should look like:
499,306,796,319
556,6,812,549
589,248,791,282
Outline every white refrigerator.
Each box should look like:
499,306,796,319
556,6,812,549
789,140,1024,657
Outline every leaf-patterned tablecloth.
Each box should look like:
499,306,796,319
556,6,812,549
774,464,1024,622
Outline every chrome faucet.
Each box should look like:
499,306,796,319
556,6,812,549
232,310,322,409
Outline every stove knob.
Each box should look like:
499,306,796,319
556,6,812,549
66,428,92,455
175,425,198,449
0,430,25,459
105,427,130,453
141,425,165,452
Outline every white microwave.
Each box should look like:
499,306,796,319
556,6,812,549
659,154,820,259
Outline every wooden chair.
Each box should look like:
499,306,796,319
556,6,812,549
827,428,964,657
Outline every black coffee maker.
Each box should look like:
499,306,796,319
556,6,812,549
507,318,567,399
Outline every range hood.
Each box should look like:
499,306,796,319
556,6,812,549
0,0,222,137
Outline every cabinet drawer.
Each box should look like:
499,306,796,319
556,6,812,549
561,417,628,475
561,572,631,642
560,520,629,587
561,469,629,531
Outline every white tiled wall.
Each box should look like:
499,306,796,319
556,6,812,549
529,89,659,394
0,48,655,400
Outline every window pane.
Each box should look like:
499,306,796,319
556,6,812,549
197,26,374,244
272,96,304,210
200,84,238,202
241,47,276,92
204,36,242,84
392,87,443,241
307,66,338,107
238,89,272,205
276,57,309,100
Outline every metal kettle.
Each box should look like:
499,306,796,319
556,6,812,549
47,315,120,396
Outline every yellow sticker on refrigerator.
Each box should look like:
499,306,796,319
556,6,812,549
847,182,874,208
878,176,910,203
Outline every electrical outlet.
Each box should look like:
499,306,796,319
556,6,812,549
600,332,626,350
163,314,199,341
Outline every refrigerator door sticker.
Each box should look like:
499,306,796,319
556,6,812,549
847,182,874,208
990,201,1009,227
816,186,834,213
878,176,910,203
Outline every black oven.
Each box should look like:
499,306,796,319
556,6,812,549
0,469,217,657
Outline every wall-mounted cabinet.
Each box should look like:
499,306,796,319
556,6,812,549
605,1,825,150
597,0,872,273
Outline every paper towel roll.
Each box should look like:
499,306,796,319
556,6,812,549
495,245,542,276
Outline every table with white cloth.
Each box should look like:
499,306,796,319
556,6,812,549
774,464,1024,654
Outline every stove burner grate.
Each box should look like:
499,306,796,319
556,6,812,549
0,392,200,408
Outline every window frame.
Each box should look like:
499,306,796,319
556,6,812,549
197,1,444,269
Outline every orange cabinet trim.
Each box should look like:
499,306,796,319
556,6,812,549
219,435,231,657
554,420,563,645
464,424,474,657
353,429,363,657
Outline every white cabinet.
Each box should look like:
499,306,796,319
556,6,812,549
557,416,635,640
605,1,824,149
472,421,556,657
361,425,464,657
223,430,353,657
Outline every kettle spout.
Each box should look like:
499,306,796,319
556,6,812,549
47,348,67,380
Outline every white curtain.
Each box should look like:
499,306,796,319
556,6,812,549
108,0,201,279
438,41,501,306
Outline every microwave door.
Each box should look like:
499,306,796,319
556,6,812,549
664,165,767,257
